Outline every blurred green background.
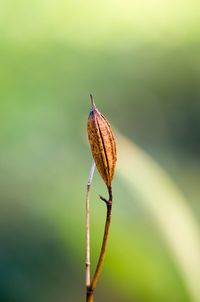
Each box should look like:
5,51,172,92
1,0,200,301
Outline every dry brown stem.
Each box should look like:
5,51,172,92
86,186,113,302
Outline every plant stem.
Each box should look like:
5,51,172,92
87,186,113,301
86,161,95,299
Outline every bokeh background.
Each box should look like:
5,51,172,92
1,1,200,301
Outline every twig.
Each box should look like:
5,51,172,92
87,186,113,302
87,93,116,301
86,160,95,300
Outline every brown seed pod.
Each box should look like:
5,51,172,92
87,94,117,188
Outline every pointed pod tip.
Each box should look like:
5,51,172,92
90,94,96,109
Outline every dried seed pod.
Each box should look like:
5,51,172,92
87,94,117,188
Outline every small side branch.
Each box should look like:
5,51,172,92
86,161,95,295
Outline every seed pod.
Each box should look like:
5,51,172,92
87,94,117,188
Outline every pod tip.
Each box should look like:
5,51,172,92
90,94,96,109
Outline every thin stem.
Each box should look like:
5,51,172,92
86,161,95,298
87,186,113,301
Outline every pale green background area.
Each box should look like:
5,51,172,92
1,1,200,301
